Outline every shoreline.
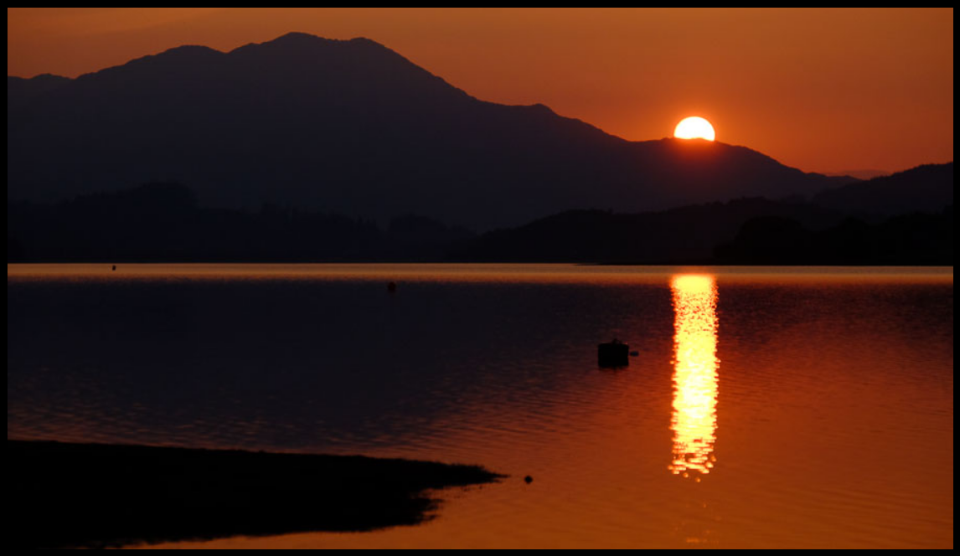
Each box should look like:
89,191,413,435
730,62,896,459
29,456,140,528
8,440,504,549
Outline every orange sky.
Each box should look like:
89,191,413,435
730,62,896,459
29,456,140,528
6,8,954,174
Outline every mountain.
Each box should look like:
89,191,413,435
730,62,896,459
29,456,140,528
9,182,951,265
714,207,953,266
9,32,855,231
7,182,473,263
824,169,890,180
445,197,850,262
7,73,72,109
445,182,953,265
812,163,953,216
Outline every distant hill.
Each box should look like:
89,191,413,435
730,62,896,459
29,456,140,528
714,207,953,265
9,179,951,265
8,32,852,231
823,169,890,181
812,163,953,216
446,197,850,263
7,73,72,109
447,164,954,263
7,182,471,263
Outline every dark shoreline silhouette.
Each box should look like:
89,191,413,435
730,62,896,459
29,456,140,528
712,209,953,266
7,163,952,266
8,440,503,549
446,163,952,265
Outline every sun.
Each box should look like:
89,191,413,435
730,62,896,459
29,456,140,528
674,117,716,141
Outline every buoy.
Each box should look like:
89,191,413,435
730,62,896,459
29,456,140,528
112,265,116,271
524,475,533,484
598,339,629,368
629,350,639,357
387,281,397,293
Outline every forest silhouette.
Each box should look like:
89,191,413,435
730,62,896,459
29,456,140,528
7,163,952,265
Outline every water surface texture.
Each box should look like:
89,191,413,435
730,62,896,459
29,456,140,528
7,264,954,548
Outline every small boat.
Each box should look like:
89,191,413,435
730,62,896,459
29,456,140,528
598,339,629,368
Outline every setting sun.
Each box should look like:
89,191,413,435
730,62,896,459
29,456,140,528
674,117,716,141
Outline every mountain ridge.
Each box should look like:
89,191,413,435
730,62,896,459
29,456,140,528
9,164,950,264
812,162,953,216
9,32,859,231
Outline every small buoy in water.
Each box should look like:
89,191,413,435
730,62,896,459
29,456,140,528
111,265,116,271
629,350,639,357
387,281,397,293
598,339,629,368
524,475,533,484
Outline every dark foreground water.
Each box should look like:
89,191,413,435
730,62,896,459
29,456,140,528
7,264,954,548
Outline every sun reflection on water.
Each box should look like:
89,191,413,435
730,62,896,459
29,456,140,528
669,274,719,479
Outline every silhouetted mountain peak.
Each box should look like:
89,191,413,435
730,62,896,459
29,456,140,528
108,44,223,71
824,169,890,180
8,73,73,107
71,43,225,89
260,31,380,48
163,44,223,56
221,32,469,105
274,30,336,42
8,73,72,85
527,103,555,113
75,34,415,88
229,32,413,69
234,32,360,53
8,32,868,230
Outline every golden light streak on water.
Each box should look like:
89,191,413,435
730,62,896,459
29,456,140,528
669,274,719,478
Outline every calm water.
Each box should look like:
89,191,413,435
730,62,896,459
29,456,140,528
7,264,954,548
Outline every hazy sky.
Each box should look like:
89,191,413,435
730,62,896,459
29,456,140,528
7,8,954,174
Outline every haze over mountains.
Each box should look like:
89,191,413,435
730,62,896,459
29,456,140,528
9,32,861,231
